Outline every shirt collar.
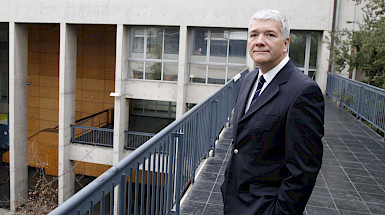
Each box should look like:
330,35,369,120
257,55,289,84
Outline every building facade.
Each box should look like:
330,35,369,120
0,0,364,210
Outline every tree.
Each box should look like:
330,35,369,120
329,0,385,89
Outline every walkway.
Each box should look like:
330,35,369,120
180,98,385,215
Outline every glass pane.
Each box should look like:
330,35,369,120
289,32,306,68
132,99,144,115
128,61,144,79
163,62,178,81
309,33,319,69
130,28,144,58
0,72,8,102
191,29,208,62
189,64,206,83
164,28,179,60
143,100,157,116
229,30,247,64
227,66,244,82
210,30,228,63
145,62,162,80
208,65,225,84
146,28,163,59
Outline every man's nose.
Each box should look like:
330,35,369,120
255,35,265,46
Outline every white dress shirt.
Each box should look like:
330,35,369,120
245,55,290,113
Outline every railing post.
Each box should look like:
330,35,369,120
356,86,362,120
118,174,126,215
211,100,219,157
173,132,184,215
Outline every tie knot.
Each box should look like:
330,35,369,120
259,75,266,84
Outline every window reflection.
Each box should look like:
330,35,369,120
128,27,179,81
189,28,247,85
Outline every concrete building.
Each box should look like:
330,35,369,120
0,0,365,211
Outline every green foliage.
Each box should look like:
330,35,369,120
329,0,385,89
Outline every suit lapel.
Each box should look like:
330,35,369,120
239,60,294,122
234,70,258,122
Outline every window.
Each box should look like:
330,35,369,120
189,28,247,84
131,99,176,119
0,23,8,103
128,27,180,81
289,31,320,79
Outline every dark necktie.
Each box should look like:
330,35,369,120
251,75,266,102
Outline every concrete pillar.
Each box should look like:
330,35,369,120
113,24,129,164
175,25,188,118
9,22,28,211
315,30,330,95
58,23,77,204
113,24,129,214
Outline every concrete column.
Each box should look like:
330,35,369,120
315,30,330,95
9,22,28,211
58,23,77,204
113,24,129,164
113,24,129,214
175,25,188,118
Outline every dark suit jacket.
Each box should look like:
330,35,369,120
221,59,324,215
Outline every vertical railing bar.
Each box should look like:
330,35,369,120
151,147,157,215
140,157,146,215
100,190,105,215
155,145,161,215
118,174,126,215
127,168,133,215
175,133,184,215
146,152,152,215
90,200,94,215
162,138,170,214
166,134,175,213
159,141,166,215
110,183,115,215
134,162,140,215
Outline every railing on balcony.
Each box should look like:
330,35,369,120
326,73,385,138
71,125,114,147
49,69,246,215
125,131,155,150
76,108,114,128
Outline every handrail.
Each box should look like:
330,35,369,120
49,69,247,215
326,73,385,138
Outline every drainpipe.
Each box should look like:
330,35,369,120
330,0,341,74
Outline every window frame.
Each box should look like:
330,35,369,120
127,26,179,82
289,31,321,78
188,28,247,85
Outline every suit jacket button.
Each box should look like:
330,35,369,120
234,149,239,154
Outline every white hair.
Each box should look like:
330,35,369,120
249,9,290,41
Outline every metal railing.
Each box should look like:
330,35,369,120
49,69,246,215
75,109,113,128
125,131,155,150
71,125,114,147
326,73,385,138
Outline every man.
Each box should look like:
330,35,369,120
221,9,324,215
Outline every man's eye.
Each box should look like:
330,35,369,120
267,33,275,37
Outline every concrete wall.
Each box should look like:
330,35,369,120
0,0,335,31
76,25,115,119
27,24,60,136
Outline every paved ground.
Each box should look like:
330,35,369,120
180,98,385,215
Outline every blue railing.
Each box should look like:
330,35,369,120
326,73,385,138
125,131,155,150
49,69,246,215
71,125,114,147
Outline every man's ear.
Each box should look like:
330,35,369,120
283,37,290,53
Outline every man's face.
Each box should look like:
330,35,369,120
248,19,289,73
